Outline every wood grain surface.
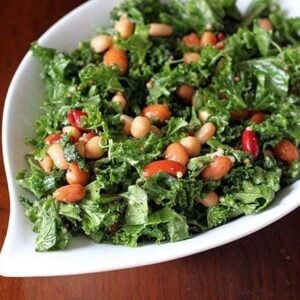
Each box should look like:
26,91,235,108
0,1,299,299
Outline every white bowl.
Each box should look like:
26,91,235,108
1,0,300,277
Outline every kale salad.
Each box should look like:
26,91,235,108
17,0,300,251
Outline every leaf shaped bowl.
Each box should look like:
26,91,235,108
1,0,299,277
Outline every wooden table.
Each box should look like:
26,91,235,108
0,1,299,299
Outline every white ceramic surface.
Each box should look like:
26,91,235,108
1,0,299,277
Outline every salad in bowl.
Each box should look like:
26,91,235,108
16,0,300,252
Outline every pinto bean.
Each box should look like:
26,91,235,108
47,143,68,170
85,136,105,159
149,23,173,37
259,18,273,31
130,116,151,138
120,114,133,136
201,156,233,180
90,34,112,53
62,126,82,142
183,52,200,64
141,104,172,123
195,122,216,144
103,47,128,75
39,155,53,173
199,191,219,207
180,136,201,157
176,85,195,104
53,184,86,203
112,92,127,110
66,163,90,186
165,143,189,166
115,17,134,39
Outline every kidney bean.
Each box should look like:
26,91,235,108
242,127,260,158
53,184,86,203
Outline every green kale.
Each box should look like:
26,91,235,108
20,197,71,251
17,157,65,198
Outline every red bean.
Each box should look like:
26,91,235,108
242,128,260,158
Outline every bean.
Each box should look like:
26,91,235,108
195,122,217,144
165,142,189,166
39,155,53,173
201,156,233,180
230,110,250,121
242,128,260,158
273,139,299,164
198,110,211,122
53,184,86,203
112,92,127,110
143,160,186,178
180,136,201,157
176,85,195,104
215,42,224,50
62,126,82,142
150,125,161,135
115,17,134,40
183,52,200,64
103,47,128,75
146,80,154,89
259,18,273,31
199,191,219,207
182,33,201,48
47,143,69,170
120,114,133,136
200,31,217,46
79,131,96,143
141,104,172,123
85,136,105,159
90,34,112,53
130,116,151,138
75,141,86,157
66,163,90,186
250,112,265,124
149,23,173,37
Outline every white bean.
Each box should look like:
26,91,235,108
183,52,200,64
115,17,134,39
149,23,173,37
130,116,151,138
90,35,112,53
195,122,216,144
47,143,69,170
85,136,105,160
120,114,133,136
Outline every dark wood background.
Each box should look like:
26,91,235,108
0,1,299,299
